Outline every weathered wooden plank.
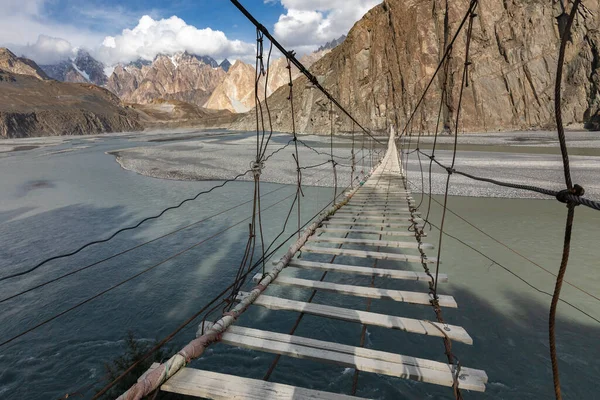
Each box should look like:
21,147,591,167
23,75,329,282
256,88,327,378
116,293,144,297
308,236,433,249
287,259,445,281
161,367,369,399
336,210,415,215
237,292,472,344
301,246,435,263
315,228,421,237
330,215,419,223
322,221,422,229
220,325,487,385
254,274,455,307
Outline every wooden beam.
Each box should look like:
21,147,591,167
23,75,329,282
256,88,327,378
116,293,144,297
161,368,369,399
220,325,488,388
315,228,421,237
254,274,455,307
301,246,435,264
308,236,433,249
287,259,445,281
321,221,422,229
330,215,419,223
237,292,472,344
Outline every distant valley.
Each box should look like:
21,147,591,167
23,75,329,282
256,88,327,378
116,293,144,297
0,35,342,138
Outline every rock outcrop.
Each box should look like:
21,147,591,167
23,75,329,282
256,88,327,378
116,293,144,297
0,52,142,138
74,49,107,85
40,61,88,83
0,48,49,80
233,0,600,134
106,52,226,107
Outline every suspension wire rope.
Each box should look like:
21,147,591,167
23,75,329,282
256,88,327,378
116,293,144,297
0,170,252,283
415,149,600,211
406,179,600,305
287,57,304,238
0,183,292,305
0,188,300,350
549,1,583,398
229,0,383,145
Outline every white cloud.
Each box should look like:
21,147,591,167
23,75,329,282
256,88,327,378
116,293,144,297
273,0,382,50
95,15,255,66
13,35,75,65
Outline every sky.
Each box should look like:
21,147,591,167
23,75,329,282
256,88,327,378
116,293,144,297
1,0,382,66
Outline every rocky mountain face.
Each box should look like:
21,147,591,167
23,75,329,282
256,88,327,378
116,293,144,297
233,0,600,134
0,49,142,138
74,49,107,85
0,48,49,80
205,50,330,113
106,52,226,107
220,59,232,72
40,61,88,83
317,35,347,52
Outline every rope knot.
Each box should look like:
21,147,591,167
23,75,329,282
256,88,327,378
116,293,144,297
446,167,455,175
556,184,585,205
250,161,264,178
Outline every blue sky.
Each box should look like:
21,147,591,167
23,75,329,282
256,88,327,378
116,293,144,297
44,0,286,44
1,0,382,65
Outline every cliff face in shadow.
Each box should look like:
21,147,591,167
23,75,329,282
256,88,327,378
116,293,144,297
232,0,600,134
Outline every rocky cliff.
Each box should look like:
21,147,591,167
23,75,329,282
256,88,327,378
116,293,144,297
232,0,600,134
0,48,49,80
106,52,226,107
205,50,330,113
0,49,142,138
40,61,88,83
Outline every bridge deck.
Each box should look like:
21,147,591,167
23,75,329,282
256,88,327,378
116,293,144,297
160,134,486,398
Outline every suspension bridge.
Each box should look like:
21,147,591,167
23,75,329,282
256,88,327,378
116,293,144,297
0,0,598,399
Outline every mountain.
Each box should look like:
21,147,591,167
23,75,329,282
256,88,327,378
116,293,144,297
106,51,226,107
220,59,232,72
0,48,49,80
232,0,600,134
317,35,347,52
40,61,88,83
0,48,142,138
74,49,107,85
205,51,330,113
203,60,259,113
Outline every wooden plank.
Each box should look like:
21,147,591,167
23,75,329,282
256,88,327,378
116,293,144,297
336,210,415,215
315,228,422,237
221,325,487,385
308,236,433,249
302,246,435,263
255,274,455,307
287,259,445,282
237,292,472,344
322,221,422,229
330,215,418,222
161,367,369,399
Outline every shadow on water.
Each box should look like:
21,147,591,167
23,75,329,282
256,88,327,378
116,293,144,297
0,200,261,399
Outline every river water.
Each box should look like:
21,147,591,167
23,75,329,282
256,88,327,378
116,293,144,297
0,130,598,399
